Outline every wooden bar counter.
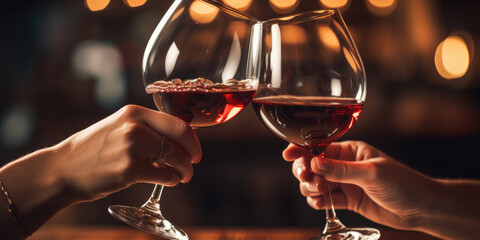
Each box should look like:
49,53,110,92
30,226,440,240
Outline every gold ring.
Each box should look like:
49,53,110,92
152,135,174,168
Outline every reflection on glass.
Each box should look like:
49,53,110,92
318,26,340,51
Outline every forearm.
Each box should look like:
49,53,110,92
418,179,480,240
0,143,76,238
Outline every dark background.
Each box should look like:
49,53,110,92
1,0,479,230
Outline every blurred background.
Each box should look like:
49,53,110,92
1,0,479,230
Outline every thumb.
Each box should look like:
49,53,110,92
311,156,375,186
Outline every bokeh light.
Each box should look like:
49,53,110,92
269,0,299,14
84,0,110,11
0,106,35,149
343,46,359,73
189,0,219,24
123,0,147,8
227,21,248,38
319,0,350,10
222,0,253,11
317,25,340,51
72,41,127,109
366,0,397,16
280,25,307,44
435,36,470,79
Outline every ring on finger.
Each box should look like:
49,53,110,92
152,135,174,168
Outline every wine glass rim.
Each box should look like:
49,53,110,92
261,9,338,25
200,0,260,22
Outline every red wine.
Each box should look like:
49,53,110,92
252,96,363,152
146,79,255,127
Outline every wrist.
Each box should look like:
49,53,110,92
0,144,77,233
415,178,480,240
411,178,448,237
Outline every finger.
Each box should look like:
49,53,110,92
283,143,309,162
306,191,348,211
126,123,193,183
311,156,376,185
157,139,193,183
121,105,203,164
325,141,383,162
299,175,328,197
132,164,182,187
292,156,313,182
323,142,343,159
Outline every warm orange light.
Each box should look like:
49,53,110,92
228,21,248,38
317,26,340,51
367,0,397,16
265,33,272,49
124,0,147,8
171,7,185,22
85,0,110,11
222,0,253,11
319,0,349,9
189,0,219,24
280,25,307,44
435,36,470,79
269,0,299,14
343,46,359,73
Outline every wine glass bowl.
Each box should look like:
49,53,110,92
108,0,260,239
252,9,379,240
142,0,262,129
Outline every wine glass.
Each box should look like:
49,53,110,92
108,0,261,239
252,9,380,240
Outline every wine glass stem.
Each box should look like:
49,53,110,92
324,182,337,221
141,184,164,215
314,154,346,235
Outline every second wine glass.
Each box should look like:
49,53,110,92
108,0,261,239
252,9,380,240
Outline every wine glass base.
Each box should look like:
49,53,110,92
108,205,188,240
310,227,380,240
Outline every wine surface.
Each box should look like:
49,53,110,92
146,78,255,127
252,95,363,152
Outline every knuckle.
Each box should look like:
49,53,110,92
184,165,194,182
119,105,143,119
173,121,202,161
307,197,321,210
113,158,136,185
291,162,300,177
174,120,193,139
334,160,349,179
366,161,382,182
299,182,308,196
164,175,180,187
122,122,144,143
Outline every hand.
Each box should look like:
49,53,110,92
283,141,439,231
0,105,202,235
55,104,203,201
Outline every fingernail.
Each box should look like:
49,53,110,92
305,182,318,192
313,157,329,172
296,166,305,176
